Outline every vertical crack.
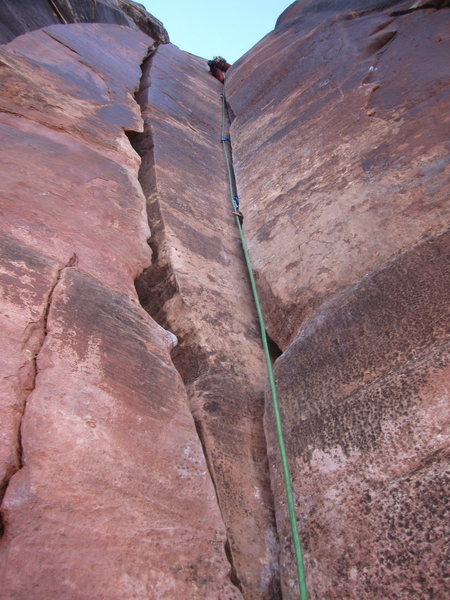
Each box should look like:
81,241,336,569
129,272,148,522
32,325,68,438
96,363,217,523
127,49,244,595
47,0,68,24
0,254,77,538
265,330,282,365
219,100,282,598
127,51,179,331
189,408,245,593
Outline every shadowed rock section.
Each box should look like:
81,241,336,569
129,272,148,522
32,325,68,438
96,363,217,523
0,0,168,44
0,23,240,599
133,44,281,599
226,1,450,598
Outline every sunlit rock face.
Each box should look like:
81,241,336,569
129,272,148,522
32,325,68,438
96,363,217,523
0,24,240,600
226,0,450,598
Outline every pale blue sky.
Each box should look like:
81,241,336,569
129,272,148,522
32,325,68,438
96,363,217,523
139,0,294,63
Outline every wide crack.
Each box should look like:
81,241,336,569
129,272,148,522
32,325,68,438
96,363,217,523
127,48,245,595
127,47,284,598
0,254,77,538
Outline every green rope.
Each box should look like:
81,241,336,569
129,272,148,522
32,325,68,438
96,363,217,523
220,92,309,600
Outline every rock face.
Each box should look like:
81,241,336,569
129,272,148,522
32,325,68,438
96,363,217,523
0,23,240,599
226,1,450,598
134,44,280,599
118,0,169,42
0,0,168,44
0,1,449,599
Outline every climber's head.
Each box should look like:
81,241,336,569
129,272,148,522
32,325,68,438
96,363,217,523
213,56,227,67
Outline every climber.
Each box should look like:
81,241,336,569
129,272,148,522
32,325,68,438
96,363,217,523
208,56,231,83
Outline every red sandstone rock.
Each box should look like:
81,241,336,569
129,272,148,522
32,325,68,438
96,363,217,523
0,24,152,296
0,235,61,514
0,24,240,599
226,2,450,598
267,232,450,599
0,0,168,44
118,0,169,43
226,3,450,350
135,44,280,598
1,2,448,598
1,268,239,599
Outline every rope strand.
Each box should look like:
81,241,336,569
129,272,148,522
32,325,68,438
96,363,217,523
220,92,309,600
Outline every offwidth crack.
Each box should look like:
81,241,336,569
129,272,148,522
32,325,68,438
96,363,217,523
128,47,243,594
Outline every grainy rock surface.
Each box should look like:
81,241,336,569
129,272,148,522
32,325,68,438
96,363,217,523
266,233,449,599
1,268,240,600
135,44,280,599
1,1,449,599
0,24,239,600
227,0,449,351
226,1,450,598
118,0,169,43
0,24,151,295
0,0,168,44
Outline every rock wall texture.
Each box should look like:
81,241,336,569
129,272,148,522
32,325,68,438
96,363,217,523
226,1,449,598
0,1,449,599
134,44,280,599
0,23,240,599
0,0,168,44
